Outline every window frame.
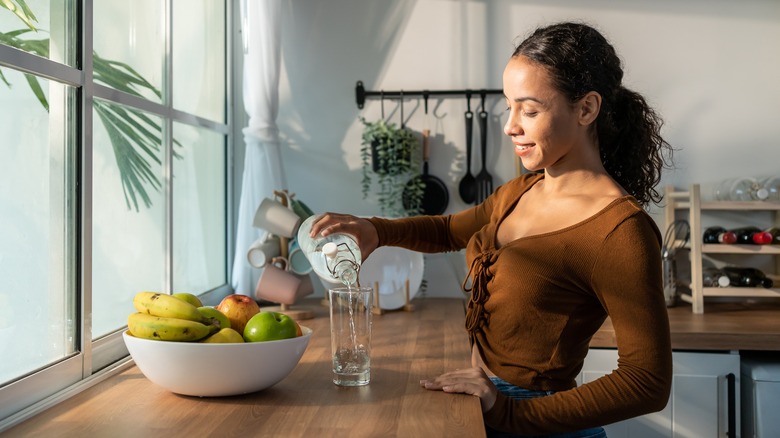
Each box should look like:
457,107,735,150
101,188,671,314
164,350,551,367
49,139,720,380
0,0,236,429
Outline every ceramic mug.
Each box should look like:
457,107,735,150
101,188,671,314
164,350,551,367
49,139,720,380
287,238,312,275
247,235,281,268
252,198,301,238
255,257,313,304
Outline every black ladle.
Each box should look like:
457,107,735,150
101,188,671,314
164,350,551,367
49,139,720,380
458,96,477,204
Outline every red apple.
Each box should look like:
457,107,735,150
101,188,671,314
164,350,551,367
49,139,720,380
215,294,261,335
295,321,302,337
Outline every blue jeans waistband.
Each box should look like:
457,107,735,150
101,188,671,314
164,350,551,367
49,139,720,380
487,376,608,438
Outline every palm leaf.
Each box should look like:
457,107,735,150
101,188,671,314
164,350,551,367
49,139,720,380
2,11,177,210
93,54,161,100
0,0,38,31
0,29,50,108
23,72,47,110
95,102,161,211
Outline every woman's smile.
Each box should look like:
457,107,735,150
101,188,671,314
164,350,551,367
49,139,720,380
514,142,534,156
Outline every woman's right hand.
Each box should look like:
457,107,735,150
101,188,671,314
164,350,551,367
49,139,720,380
308,213,380,260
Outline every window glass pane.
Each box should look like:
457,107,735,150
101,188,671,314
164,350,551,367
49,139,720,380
0,67,76,385
93,0,163,103
92,99,164,339
0,0,76,66
173,0,226,123
173,123,226,293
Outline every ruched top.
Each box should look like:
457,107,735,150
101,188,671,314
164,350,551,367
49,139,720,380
368,173,672,435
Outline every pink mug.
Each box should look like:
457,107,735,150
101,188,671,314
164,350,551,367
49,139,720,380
255,257,313,304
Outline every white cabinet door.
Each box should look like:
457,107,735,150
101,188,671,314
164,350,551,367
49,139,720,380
580,349,740,438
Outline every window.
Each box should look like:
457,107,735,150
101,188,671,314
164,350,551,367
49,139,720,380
0,0,232,427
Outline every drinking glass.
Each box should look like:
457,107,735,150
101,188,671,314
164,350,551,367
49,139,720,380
329,287,372,386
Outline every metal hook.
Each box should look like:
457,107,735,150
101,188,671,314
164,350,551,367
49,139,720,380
466,92,472,112
480,91,487,112
423,91,429,114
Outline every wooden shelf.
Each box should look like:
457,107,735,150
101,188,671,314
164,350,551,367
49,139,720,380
673,241,780,254
701,287,780,298
671,201,780,211
701,201,780,211
665,184,780,314
702,244,780,255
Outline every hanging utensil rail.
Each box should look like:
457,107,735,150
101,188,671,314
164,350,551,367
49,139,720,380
355,80,502,109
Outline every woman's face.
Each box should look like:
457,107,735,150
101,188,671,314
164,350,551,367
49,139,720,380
502,56,592,172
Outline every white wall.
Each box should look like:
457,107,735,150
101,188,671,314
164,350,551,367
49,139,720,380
261,0,780,298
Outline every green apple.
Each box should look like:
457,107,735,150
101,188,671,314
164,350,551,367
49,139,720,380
200,328,244,343
172,292,203,308
197,306,231,330
243,311,298,342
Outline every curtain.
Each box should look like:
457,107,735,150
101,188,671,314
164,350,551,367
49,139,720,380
231,0,287,296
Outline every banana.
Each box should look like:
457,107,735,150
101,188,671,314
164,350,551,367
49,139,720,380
127,312,217,341
133,292,205,322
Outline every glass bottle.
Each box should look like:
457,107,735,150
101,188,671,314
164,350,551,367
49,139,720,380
722,266,774,288
702,226,737,244
714,177,769,201
759,176,780,202
297,215,362,287
730,226,773,245
702,267,730,288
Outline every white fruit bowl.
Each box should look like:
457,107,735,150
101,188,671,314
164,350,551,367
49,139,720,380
123,326,312,397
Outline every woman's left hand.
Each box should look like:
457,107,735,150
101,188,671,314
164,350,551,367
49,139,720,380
420,367,498,412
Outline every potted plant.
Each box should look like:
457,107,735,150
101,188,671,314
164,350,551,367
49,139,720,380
359,117,423,217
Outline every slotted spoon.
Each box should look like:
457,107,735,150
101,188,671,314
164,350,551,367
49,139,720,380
458,109,477,204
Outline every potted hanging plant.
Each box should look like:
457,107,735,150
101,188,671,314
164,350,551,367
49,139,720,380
359,117,423,217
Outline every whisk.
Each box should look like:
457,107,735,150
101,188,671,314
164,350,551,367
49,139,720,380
661,220,690,307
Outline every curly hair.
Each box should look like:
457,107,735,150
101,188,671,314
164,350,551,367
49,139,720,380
513,22,674,206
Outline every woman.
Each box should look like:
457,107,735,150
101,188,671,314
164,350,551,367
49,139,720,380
311,22,674,437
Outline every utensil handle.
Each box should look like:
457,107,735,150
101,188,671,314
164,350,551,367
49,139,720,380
465,111,473,169
422,129,430,161
479,110,488,170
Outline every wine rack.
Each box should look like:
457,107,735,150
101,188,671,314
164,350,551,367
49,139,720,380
665,184,780,313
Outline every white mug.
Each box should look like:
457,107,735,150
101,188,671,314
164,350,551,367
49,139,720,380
252,198,301,238
247,235,281,268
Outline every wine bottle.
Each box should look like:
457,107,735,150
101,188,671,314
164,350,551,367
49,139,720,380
722,266,774,288
702,267,730,287
714,177,769,201
730,226,773,245
765,226,780,245
702,226,737,244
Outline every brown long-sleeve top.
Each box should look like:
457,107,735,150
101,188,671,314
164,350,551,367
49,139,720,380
368,173,672,435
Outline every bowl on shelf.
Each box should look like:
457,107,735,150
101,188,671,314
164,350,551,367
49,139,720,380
123,326,312,397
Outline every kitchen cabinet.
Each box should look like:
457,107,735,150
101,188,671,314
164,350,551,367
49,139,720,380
664,184,780,314
580,348,740,437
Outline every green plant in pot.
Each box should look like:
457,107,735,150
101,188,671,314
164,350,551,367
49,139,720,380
360,117,424,217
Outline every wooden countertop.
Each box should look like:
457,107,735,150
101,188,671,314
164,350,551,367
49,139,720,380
7,297,780,436
5,298,485,438
591,301,780,351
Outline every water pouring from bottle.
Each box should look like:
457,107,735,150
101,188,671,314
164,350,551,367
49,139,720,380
297,215,372,385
